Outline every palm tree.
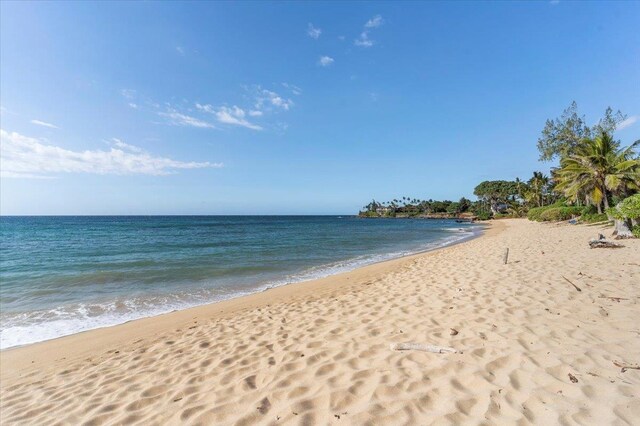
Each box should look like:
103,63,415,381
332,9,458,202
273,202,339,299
555,132,639,214
528,171,550,207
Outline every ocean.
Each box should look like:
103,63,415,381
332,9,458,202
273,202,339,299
0,216,482,348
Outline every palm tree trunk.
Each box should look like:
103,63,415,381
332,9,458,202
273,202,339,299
603,188,612,220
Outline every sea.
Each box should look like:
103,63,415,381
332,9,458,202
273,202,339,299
0,216,482,348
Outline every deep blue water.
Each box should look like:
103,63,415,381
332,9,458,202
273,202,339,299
0,216,482,348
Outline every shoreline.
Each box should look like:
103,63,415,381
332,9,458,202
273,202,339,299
0,221,485,352
2,218,638,425
0,222,496,375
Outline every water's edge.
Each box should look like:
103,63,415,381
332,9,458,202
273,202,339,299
1,225,485,351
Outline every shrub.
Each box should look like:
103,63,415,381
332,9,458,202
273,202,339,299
528,203,584,222
538,206,582,222
527,206,549,221
607,194,640,220
580,213,609,223
359,211,379,218
493,213,510,219
633,225,640,238
581,204,598,215
475,211,492,221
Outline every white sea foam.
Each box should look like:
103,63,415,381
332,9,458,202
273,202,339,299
0,225,482,349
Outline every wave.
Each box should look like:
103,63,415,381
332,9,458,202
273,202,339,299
0,225,482,349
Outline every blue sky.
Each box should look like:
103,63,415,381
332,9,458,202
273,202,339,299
1,1,639,215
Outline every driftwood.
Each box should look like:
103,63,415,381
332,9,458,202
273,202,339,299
589,239,623,249
598,295,629,302
613,360,640,372
562,276,582,292
390,343,458,354
503,248,509,265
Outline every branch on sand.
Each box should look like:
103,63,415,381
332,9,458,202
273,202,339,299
589,235,623,249
562,276,582,292
390,343,458,354
613,361,640,373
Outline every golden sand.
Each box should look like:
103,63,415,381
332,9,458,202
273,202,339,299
1,219,638,425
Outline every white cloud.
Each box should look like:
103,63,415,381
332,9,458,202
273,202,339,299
0,129,221,179
281,83,302,96
30,120,59,129
158,110,215,128
196,104,262,130
248,110,263,117
365,15,383,29
253,87,294,111
176,46,185,55
307,23,321,39
120,89,136,99
110,138,143,153
318,56,335,67
216,107,262,130
618,116,638,130
128,103,139,109
355,15,383,48
194,103,215,114
354,32,373,47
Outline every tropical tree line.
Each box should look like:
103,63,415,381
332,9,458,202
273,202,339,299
359,102,639,236
473,102,639,236
360,196,474,217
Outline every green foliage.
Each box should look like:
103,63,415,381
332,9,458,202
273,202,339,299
537,102,628,162
446,202,461,214
607,194,640,220
580,213,609,223
475,210,492,221
527,206,549,221
538,207,582,222
458,197,471,213
554,132,640,211
527,204,582,222
359,210,380,218
632,225,640,238
493,213,514,219
473,180,519,200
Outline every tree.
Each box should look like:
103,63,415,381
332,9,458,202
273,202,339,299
528,171,550,207
537,102,627,162
458,197,471,213
554,132,640,214
473,180,520,214
446,202,461,215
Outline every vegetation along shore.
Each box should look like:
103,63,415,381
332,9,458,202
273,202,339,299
359,102,640,238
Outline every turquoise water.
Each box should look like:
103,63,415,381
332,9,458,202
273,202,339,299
0,216,482,348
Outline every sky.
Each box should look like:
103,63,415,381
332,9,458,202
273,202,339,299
1,1,639,215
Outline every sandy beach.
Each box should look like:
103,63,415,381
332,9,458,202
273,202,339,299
1,218,638,425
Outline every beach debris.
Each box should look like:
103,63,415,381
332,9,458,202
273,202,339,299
613,361,640,373
589,235,623,249
598,295,629,302
568,373,579,383
503,248,509,264
450,328,459,336
390,343,458,354
562,276,582,292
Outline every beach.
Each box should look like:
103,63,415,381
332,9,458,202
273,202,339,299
1,218,638,424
